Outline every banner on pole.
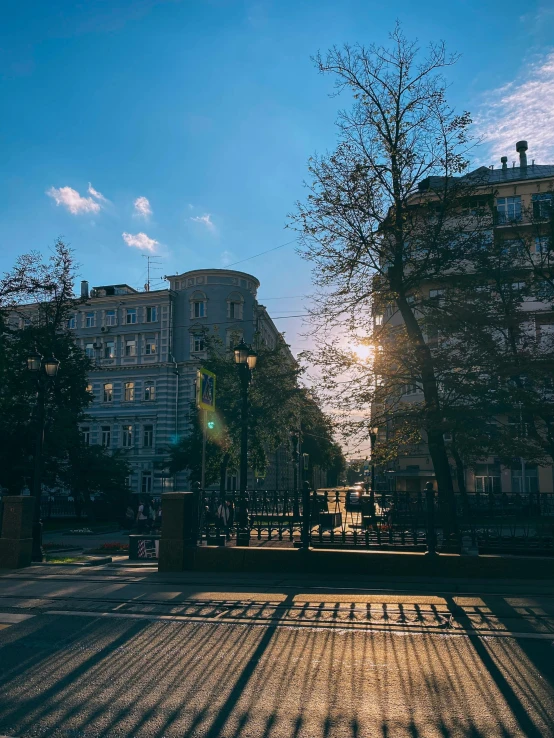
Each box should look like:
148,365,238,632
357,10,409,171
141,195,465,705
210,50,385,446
197,368,216,411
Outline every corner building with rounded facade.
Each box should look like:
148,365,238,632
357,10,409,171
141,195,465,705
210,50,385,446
67,268,294,495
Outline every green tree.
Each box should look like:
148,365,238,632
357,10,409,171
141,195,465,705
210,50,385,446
169,337,343,488
0,240,130,509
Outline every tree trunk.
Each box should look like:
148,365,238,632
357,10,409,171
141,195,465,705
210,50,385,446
450,440,470,519
219,452,230,496
394,291,458,537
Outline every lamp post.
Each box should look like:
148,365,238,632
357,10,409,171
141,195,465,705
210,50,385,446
290,431,300,518
27,350,60,562
369,426,378,523
234,340,257,542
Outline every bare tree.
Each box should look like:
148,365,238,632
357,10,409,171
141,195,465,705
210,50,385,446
290,26,480,532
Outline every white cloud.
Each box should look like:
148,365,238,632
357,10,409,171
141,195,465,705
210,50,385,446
190,213,216,232
134,196,152,218
122,231,158,252
87,183,108,203
474,51,554,164
46,186,101,215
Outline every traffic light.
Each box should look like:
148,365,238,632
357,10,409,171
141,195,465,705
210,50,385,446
207,419,215,430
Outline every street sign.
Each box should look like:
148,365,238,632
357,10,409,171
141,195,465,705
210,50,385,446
197,368,216,411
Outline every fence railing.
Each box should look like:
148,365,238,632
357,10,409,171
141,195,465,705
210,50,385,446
196,488,554,555
40,499,87,519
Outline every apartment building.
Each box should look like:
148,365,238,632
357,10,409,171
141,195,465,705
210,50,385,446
29,268,293,495
374,141,554,495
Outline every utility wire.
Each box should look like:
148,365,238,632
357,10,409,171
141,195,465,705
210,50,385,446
224,238,298,268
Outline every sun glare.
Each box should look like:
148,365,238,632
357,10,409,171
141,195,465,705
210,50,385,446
353,343,373,361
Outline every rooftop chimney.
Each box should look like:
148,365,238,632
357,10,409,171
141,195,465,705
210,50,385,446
81,280,89,299
516,140,528,168
501,156,508,172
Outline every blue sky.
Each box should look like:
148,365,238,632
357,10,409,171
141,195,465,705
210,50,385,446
2,0,554,355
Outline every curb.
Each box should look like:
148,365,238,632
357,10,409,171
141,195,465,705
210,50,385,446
160,545,554,580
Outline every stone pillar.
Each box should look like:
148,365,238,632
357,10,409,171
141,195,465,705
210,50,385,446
158,492,199,572
0,496,35,569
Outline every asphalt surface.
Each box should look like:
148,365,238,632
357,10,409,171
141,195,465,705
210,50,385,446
0,565,553,737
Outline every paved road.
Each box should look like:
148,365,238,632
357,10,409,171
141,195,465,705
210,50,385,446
0,565,553,737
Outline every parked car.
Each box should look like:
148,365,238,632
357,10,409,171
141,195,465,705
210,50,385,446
344,485,366,512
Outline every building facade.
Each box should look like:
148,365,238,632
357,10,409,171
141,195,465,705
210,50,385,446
373,141,554,495
54,268,292,495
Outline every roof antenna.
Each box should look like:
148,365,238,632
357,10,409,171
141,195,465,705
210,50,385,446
142,254,163,291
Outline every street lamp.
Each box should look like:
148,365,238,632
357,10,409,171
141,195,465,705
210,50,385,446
234,340,257,543
369,426,378,523
27,349,60,561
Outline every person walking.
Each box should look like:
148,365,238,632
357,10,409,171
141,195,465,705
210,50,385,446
136,499,148,533
216,498,230,540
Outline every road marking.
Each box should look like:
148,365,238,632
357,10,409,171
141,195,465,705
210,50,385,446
0,613,34,624
44,609,554,641
0,612,34,631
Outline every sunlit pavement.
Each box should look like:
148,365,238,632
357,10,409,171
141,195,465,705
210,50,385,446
0,564,553,737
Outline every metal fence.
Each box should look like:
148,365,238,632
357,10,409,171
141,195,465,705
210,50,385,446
196,488,554,555
39,499,87,519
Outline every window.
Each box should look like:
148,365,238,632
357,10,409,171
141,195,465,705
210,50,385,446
103,383,113,403
104,340,115,358
67,315,76,329
532,193,552,220
465,199,488,217
144,382,156,401
227,294,244,320
126,308,137,324
496,196,522,224
121,424,133,448
429,289,444,299
86,383,93,396
82,427,90,445
145,338,157,355
191,334,205,353
512,281,526,292
143,424,154,448
85,312,95,328
124,382,135,402
475,475,501,494
501,238,523,257
105,310,116,326
85,343,95,359
511,465,539,494
146,306,158,322
141,471,153,495
229,302,242,319
535,280,554,301
226,330,243,350
125,340,136,357
374,315,383,326
101,426,111,448
534,236,550,254
404,382,420,395
190,292,207,319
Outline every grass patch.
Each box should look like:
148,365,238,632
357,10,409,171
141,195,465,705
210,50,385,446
45,555,88,564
